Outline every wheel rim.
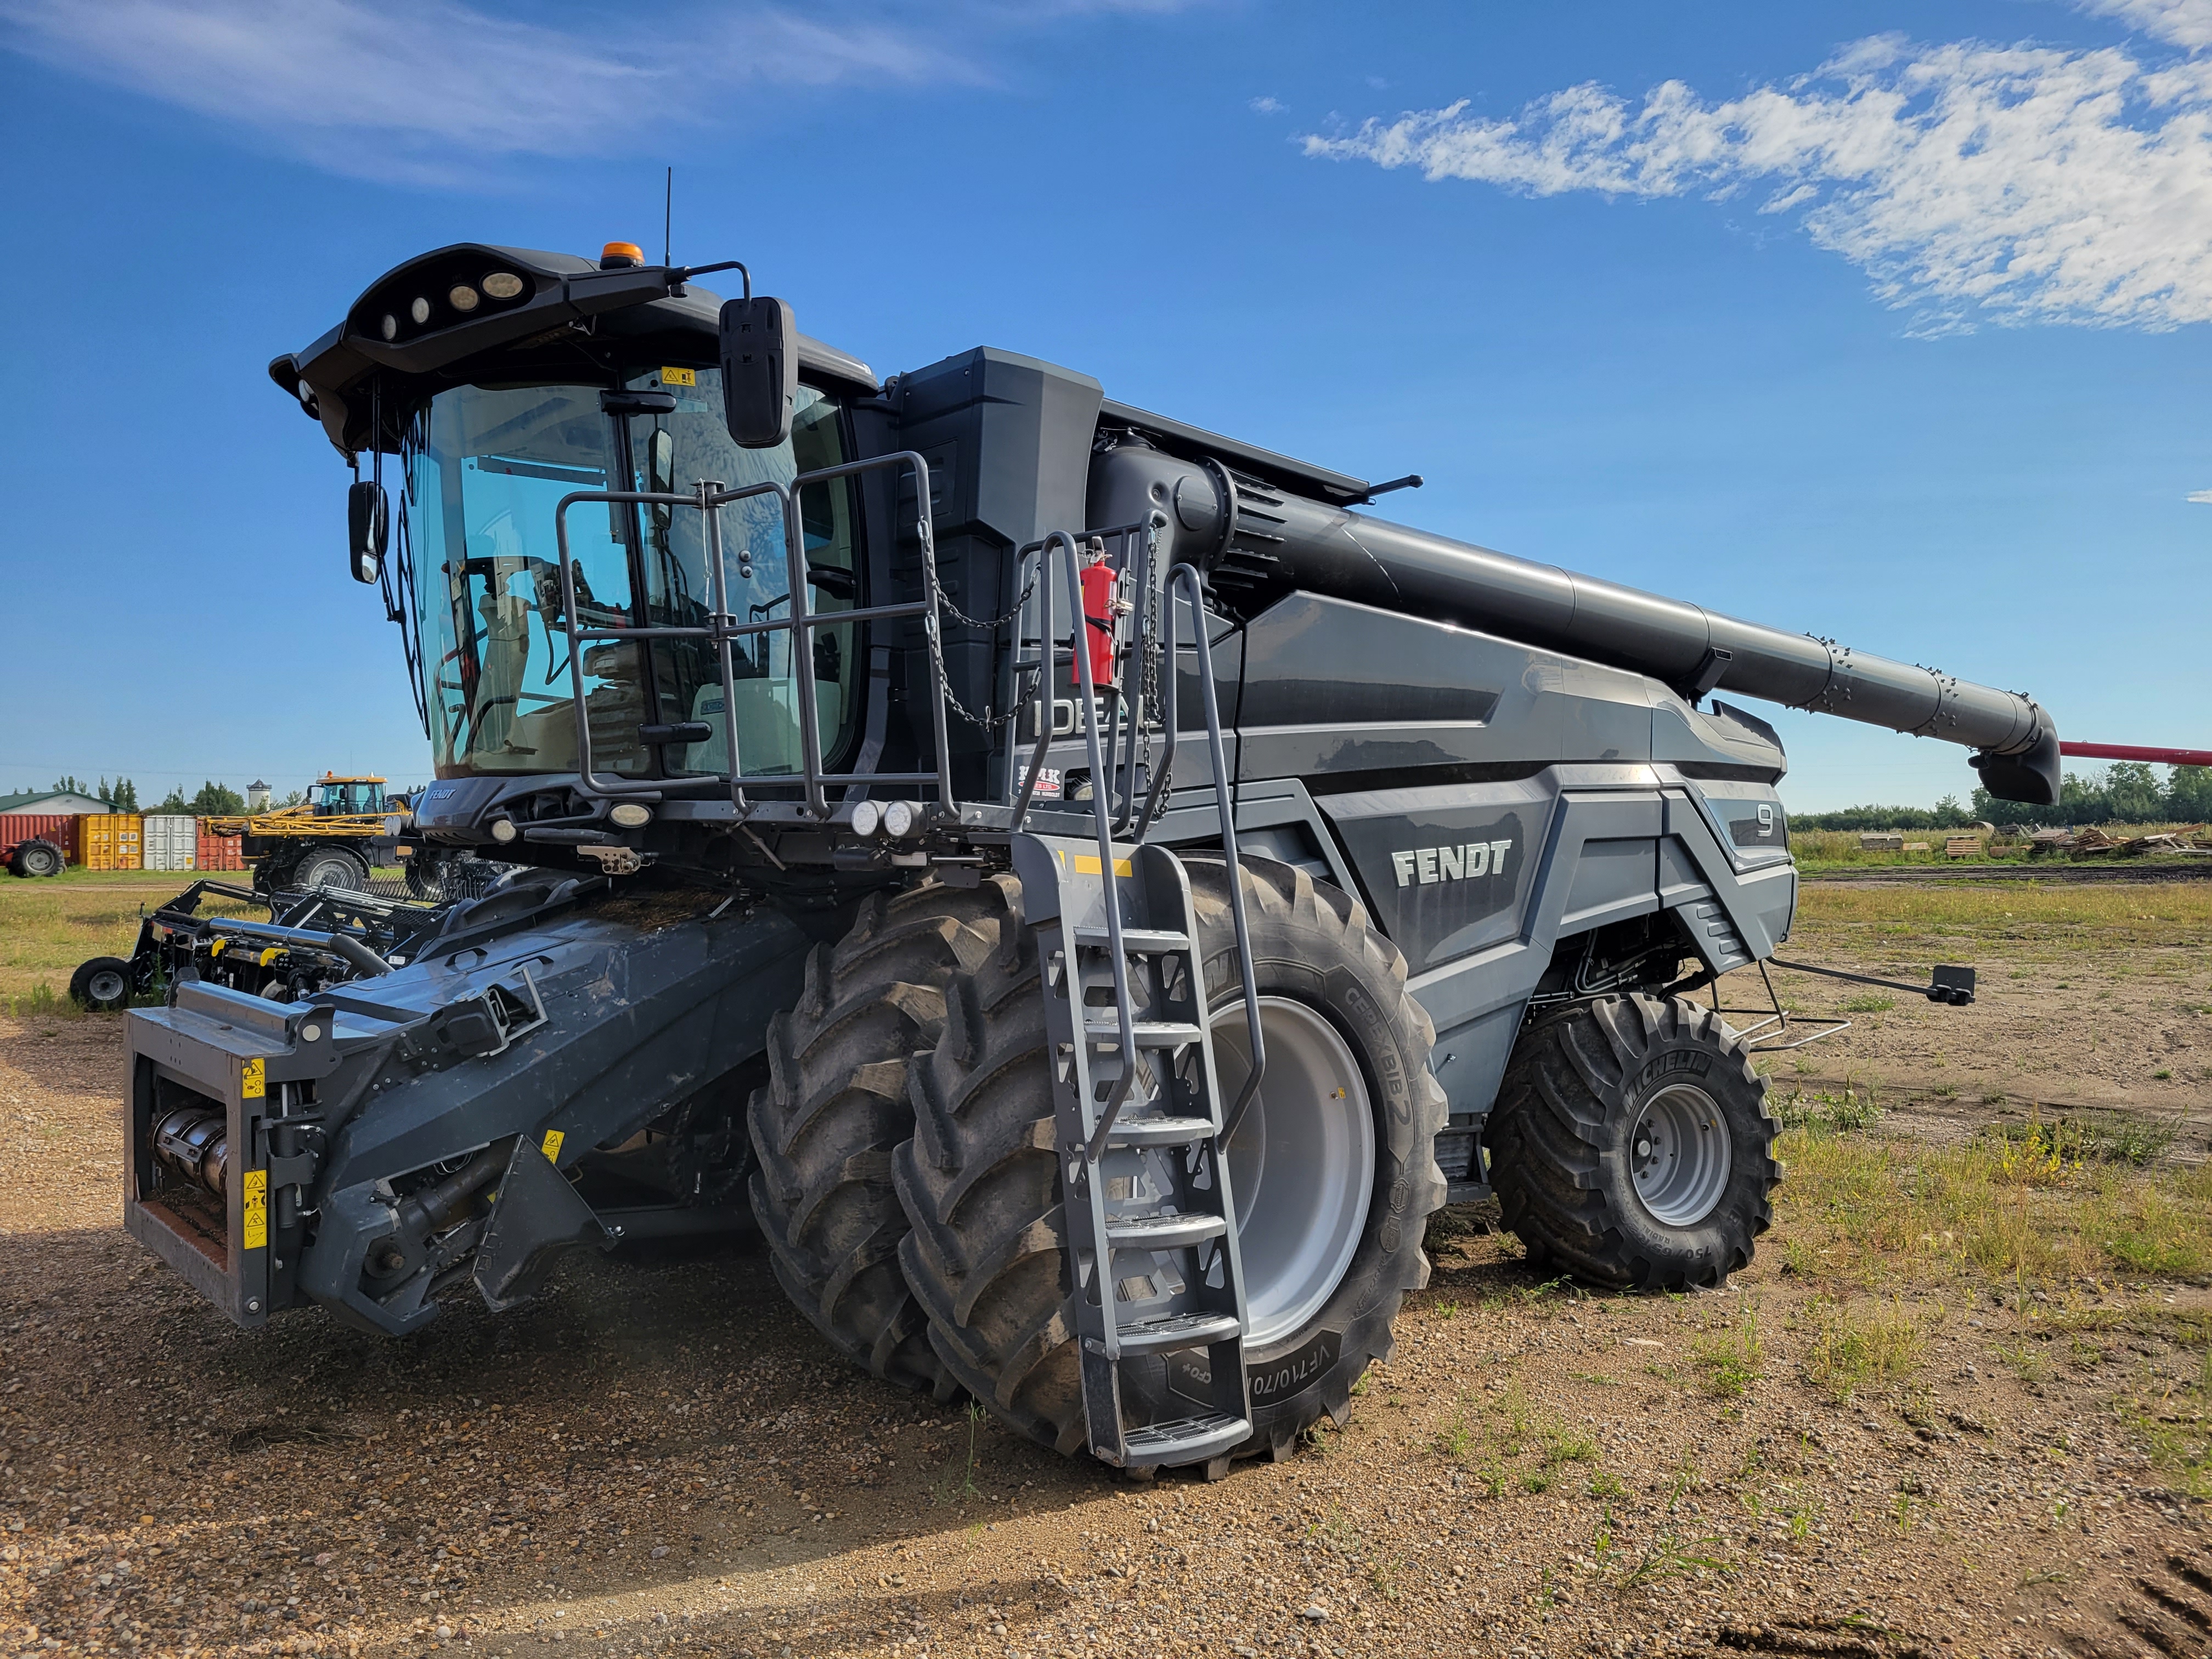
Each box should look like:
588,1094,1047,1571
1630,1082,1733,1227
87,970,126,1005
1212,997,1375,1348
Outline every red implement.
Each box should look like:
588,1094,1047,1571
2061,742,2212,769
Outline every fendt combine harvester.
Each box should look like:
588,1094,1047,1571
124,241,2061,1475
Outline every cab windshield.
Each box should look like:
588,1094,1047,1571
311,781,386,816
404,368,859,780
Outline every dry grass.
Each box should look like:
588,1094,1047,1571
1793,823,2208,871
1794,879,2212,946
1775,1114,2212,1288
0,874,263,1000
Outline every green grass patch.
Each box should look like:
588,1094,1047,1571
1773,1115,2212,1287
1803,1296,1931,1401
1690,1302,1765,1397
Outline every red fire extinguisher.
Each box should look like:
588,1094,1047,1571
1079,541,1125,690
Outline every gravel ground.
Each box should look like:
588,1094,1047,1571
5,1007,2209,1659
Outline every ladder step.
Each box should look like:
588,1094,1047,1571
1105,1211,1227,1251
1103,1114,1217,1148
1073,926,1190,954
1120,1412,1251,1466
1112,1311,1243,1356
1084,1020,1203,1048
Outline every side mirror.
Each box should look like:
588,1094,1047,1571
719,296,796,449
646,427,676,546
348,479,388,585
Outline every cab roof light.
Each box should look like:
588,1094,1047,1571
601,241,645,270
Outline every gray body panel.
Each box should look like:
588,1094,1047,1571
1013,584,1799,1191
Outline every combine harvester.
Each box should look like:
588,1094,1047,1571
123,240,2059,1475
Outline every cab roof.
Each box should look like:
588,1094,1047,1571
270,243,877,457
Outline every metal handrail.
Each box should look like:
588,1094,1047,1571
1005,517,1159,826
1019,532,1140,1161
1152,564,1267,1138
549,451,946,819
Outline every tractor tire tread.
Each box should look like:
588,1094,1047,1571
748,878,1014,1399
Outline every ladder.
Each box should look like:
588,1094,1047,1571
1012,835,1252,1468
1008,534,1266,1470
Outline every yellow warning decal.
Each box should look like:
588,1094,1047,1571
660,366,697,387
1073,854,1133,877
241,1057,265,1099
540,1129,566,1164
241,1169,268,1249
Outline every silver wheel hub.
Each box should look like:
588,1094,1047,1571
1630,1082,1732,1228
1212,997,1374,1347
88,970,126,1004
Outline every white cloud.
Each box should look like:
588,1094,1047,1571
2081,0,2212,50
1302,27,2212,331
2189,489,2212,502
1250,95,1286,114
0,0,1159,182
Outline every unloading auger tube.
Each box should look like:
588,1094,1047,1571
1131,455,2061,805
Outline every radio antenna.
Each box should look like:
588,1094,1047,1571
663,166,673,267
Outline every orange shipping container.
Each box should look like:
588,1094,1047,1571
195,825,246,871
79,814,143,871
0,814,77,862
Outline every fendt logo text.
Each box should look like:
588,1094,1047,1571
1391,839,1513,888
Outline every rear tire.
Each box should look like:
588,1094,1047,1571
69,956,134,1012
1487,993,1780,1290
894,855,1447,1465
12,840,63,879
747,879,1014,1396
292,847,370,891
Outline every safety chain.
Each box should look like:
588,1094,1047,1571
926,549,1047,731
938,567,1040,635
1136,526,1167,821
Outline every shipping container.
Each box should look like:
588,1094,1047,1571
0,813,78,862
143,814,196,872
195,825,246,871
80,814,144,872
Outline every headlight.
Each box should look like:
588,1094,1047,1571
410,296,431,325
849,800,882,837
488,817,517,844
448,284,480,313
481,272,524,300
608,802,652,828
380,313,398,341
883,800,918,839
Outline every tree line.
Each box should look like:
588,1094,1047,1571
1790,763,2212,830
12,777,313,816
19,775,142,811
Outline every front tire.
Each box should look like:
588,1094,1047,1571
1487,994,1781,1290
69,956,134,1012
747,880,1013,1396
894,855,1447,1465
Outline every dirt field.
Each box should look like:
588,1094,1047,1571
6,877,2212,1659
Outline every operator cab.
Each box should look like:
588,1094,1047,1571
275,242,874,793
308,775,388,817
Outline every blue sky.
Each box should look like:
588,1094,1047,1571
1,0,2205,811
